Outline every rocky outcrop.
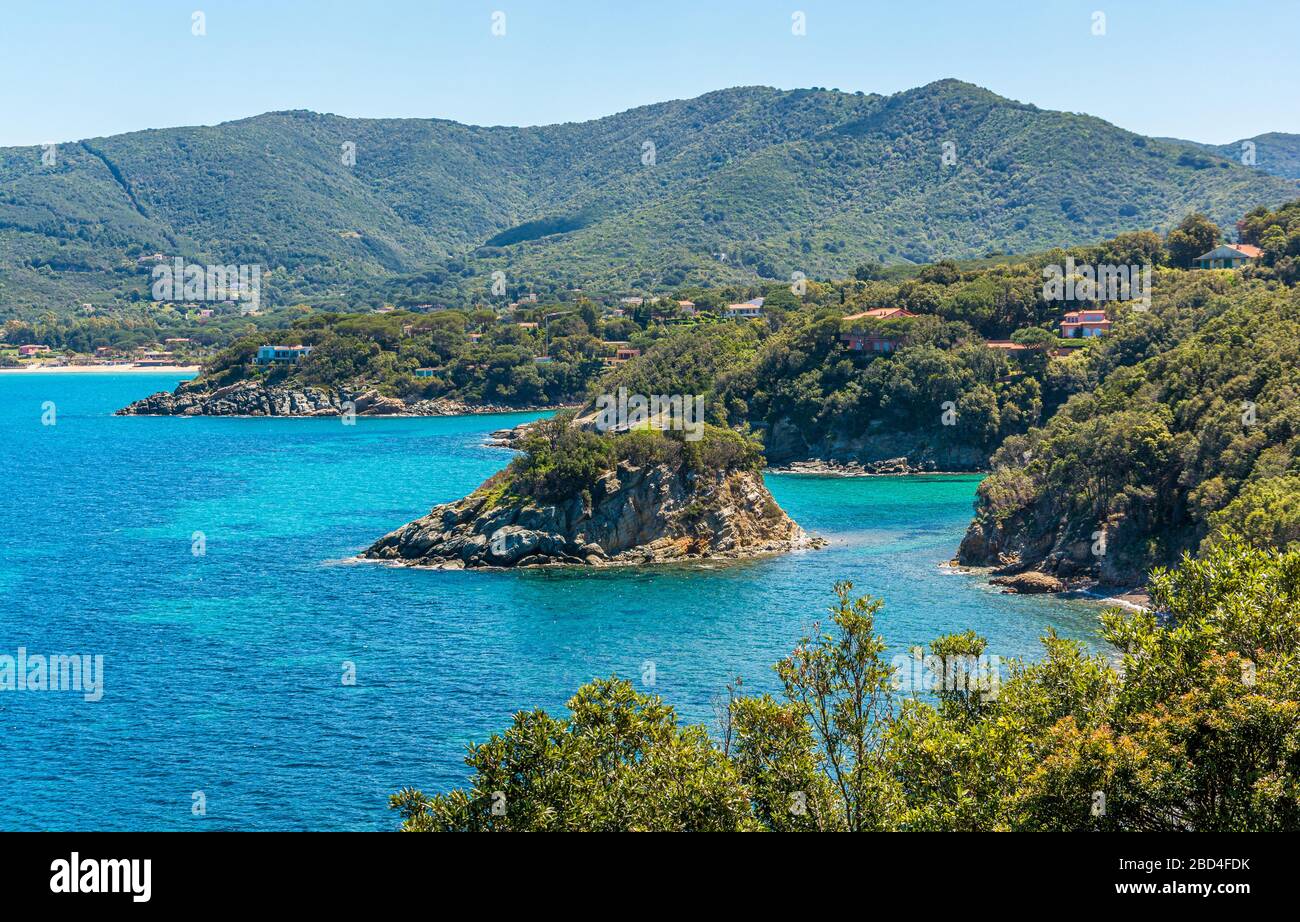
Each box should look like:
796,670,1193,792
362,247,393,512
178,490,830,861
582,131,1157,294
362,461,823,569
761,416,989,473
117,378,560,417
958,491,1151,588
989,571,1066,594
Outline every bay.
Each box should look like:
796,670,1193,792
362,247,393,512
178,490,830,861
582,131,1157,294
0,373,1102,830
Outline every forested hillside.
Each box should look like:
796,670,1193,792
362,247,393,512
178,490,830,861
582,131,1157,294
2,80,1295,316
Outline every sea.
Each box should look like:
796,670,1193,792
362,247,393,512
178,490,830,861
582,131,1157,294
0,372,1104,829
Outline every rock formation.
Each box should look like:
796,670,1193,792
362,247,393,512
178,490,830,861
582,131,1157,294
117,379,554,417
363,435,823,569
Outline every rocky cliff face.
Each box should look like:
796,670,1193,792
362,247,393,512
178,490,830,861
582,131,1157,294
362,460,822,569
762,416,990,473
958,495,1151,588
117,379,552,417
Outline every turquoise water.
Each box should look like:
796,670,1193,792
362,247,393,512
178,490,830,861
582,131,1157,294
0,373,1103,830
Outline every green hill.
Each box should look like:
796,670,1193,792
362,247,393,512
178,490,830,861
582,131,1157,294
1167,132,1300,181
2,80,1295,316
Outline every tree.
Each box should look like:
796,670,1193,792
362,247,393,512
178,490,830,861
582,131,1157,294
391,678,759,831
395,549,1300,831
1165,212,1220,268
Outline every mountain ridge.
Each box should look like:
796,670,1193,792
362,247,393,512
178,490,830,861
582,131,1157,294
1,80,1295,315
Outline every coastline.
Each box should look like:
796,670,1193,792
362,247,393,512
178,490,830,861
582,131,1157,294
0,364,200,374
944,561,1150,610
767,458,987,477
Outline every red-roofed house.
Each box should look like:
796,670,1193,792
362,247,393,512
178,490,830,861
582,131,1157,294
1196,243,1263,270
1060,310,1111,338
840,307,918,354
842,307,917,322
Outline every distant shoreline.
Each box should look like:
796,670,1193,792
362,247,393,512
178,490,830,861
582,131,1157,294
0,364,200,374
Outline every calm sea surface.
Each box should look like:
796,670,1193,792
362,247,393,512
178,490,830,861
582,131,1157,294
0,373,1103,830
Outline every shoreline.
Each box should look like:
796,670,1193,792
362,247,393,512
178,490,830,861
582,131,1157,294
0,364,200,374
942,562,1150,610
767,460,987,477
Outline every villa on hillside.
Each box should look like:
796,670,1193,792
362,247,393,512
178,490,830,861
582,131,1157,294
840,307,918,354
18,344,51,357
1060,310,1111,338
843,307,917,322
601,343,641,366
1195,243,1263,270
724,297,765,319
255,344,313,365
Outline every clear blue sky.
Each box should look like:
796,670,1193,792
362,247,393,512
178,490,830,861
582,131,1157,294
4,0,1297,147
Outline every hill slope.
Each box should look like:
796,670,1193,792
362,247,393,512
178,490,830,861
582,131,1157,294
1168,132,1300,180
2,80,1295,315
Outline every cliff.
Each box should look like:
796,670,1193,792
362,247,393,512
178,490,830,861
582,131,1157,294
761,416,991,474
362,418,823,568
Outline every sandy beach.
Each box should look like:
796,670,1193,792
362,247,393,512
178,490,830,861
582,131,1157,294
0,364,199,374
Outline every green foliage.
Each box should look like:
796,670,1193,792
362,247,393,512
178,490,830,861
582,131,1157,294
391,678,759,831
1165,212,1221,268
510,413,614,501
1203,474,1300,553
4,82,1294,316
970,268,1300,580
398,545,1300,830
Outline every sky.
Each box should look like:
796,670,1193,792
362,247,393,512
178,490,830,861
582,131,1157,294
2,0,1297,148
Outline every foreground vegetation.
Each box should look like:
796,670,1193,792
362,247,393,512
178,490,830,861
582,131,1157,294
392,539,1300,831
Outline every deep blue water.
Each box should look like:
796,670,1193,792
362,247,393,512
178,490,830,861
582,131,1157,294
0,373,1103,830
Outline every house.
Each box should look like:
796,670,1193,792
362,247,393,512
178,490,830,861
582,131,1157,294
724,298,765,319
677,300,696,316
842,333,904,354
515,322,539,331
255,345,314,365
839,307,918,354
414,368,437,378
136,351,177,367
600,343,642,366
1060,310,1112,338
532,355,554,364
1195,243,1263,270
619,296,645,307
18,344,50,357
842,307,917,322
164,338,192,346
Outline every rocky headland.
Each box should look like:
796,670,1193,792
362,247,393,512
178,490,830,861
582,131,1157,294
362,415,824,569
117,378,561,417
